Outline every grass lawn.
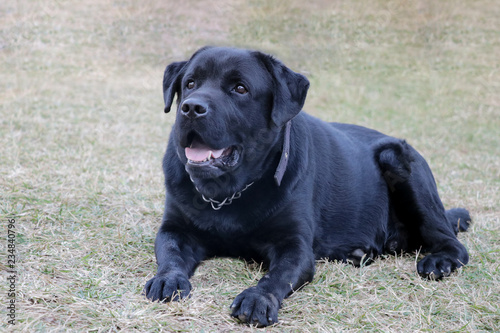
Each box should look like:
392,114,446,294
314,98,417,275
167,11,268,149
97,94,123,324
1,0,499,331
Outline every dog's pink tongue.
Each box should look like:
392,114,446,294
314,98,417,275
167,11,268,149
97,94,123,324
185,141,225,162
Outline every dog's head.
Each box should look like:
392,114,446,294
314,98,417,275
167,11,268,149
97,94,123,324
163,46,309,199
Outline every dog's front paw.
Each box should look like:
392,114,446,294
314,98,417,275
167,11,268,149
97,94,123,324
144,273,192,302
417,253,463,280
230,287,280,327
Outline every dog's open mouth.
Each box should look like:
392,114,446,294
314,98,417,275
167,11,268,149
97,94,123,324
184,133,239,168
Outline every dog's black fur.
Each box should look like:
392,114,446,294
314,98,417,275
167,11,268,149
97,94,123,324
144,46,471,327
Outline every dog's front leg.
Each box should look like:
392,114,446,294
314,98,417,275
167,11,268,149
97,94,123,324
230,236,315,327
144,223,205,302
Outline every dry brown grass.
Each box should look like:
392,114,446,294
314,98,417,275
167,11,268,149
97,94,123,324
1,0,499,331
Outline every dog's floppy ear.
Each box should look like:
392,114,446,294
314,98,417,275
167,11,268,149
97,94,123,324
163,61,187,113
256,53,310,127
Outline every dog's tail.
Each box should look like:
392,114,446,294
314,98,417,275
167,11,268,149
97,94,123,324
446,208,471,235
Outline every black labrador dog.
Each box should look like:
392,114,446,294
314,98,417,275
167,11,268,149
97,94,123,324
144,46,470,326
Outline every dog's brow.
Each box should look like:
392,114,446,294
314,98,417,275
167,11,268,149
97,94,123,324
190,65,210,79
190,57,220,79
223,69,246,82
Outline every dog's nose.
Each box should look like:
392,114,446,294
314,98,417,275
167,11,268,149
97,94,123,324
180,98,208,119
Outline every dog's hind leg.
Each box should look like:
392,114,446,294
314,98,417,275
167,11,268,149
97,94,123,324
374,139,470,280
446,207,472,235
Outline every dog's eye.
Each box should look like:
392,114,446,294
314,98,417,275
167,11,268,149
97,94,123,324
233,85,248,95
186,80,195,89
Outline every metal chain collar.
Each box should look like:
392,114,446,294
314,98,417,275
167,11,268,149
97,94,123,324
189,175,254,210
200,182,254,210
